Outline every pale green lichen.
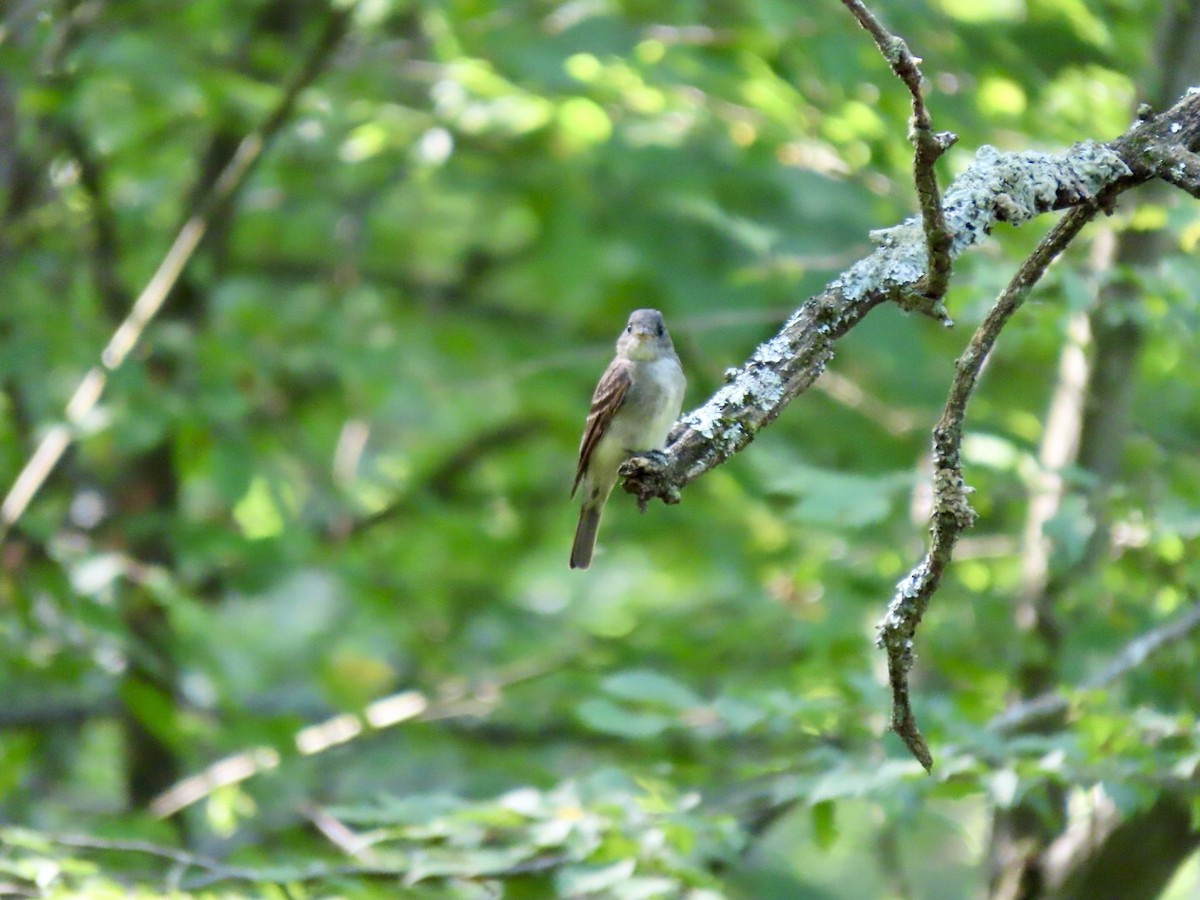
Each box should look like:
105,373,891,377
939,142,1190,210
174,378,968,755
834,141,1132,301
683,363,785,442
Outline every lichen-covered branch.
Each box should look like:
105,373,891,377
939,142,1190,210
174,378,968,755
621,88,1200,509
878,204,1097,770
840,0,957,313
1151,144,1200,197
618,89,1200,769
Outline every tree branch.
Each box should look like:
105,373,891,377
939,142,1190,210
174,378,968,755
1151,143,1200,197
32,833,258,888
990,599,1200,736
0,2,356,540
1041,795,1200,900
622,88,1200,511
880,204,1098,771
624,93,1200,513
340,418,546,539
617,88,1200,768
840,0,956,314
149,653,571,818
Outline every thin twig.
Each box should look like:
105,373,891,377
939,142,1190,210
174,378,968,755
877,205,1098,771
991,599,1200,736
0,3,356,540
618,90,1200,768
840,0,956,314
1151,144,1200,197
149,652,573,818
302,804,381,863
728,594,1200,857
36,833,260,883
342,418,545,539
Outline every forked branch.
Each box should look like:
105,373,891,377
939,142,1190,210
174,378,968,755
620,66,1200,772
878,205,1097,770
840,0,957,311
622,92,1200,508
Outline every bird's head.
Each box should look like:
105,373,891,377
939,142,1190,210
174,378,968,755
617,308,673,360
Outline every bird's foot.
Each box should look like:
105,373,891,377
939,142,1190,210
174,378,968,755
620,451,679,511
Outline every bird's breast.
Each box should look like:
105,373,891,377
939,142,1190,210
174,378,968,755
613,357,685,450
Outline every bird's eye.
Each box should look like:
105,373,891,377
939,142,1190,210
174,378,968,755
625,325,632,333
656,323,664,336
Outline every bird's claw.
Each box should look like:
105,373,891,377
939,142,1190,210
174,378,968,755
641,448,669,466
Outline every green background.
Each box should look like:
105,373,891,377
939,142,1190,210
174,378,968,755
1,0,1199,896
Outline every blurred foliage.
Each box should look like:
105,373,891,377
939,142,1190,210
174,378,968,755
1,0,1199,897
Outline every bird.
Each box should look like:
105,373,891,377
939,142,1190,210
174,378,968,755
570,309,685,570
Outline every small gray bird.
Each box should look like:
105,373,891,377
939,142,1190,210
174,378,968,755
571,309,686,569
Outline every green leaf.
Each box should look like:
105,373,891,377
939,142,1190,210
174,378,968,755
929,777,987,800
405,846,535,885
764,463,913,528
329,794,467,826
712,696,767,733
805,760,926,804
811,800,838,849
1100,781,1154,818
577,698,672,739
601,669,702,710
555,859,637,896
118,680,181,750
613,876,685,899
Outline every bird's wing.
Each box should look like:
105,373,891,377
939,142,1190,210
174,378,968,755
572,357,633,497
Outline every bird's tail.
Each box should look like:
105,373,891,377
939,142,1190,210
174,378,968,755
570,503,603,569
